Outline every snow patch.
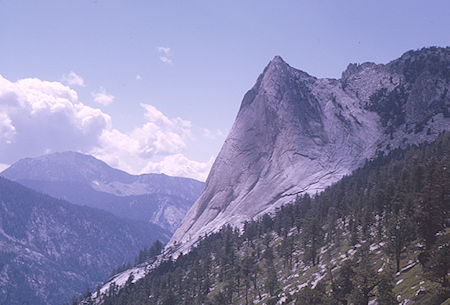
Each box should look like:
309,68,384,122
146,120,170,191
400,261,416,272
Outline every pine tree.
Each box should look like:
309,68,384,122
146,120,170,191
278,235,294,268
416,157,449,250
376,271,397,305
301,211,324,266
295,281,330,305
240,251,253,305
263,246,278,297
384,209,414,272
348,244,379,305
418,234,450,288
331,260,354,305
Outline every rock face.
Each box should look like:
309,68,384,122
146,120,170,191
169,47,450,254
1,152,204,233
0,177,169,305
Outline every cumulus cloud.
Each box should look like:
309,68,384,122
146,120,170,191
92,104,215,180
157,46,173,65
0,74,215,181
92,87,115,106
61,71,85,87
91,103,193,173
0,112,16,143
142,154,215,181
0,74,111,164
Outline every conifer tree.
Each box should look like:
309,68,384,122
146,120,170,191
295,282,330,305
418,234,450,288
331,260,354,305
384,209,414,272
348,243,379,305
301,211,324,266
376,271,397,305
263,246,278,297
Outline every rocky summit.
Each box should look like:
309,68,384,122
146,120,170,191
169,47,450,254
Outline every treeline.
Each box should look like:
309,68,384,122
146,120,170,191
108,240,165,279
86,133,449,305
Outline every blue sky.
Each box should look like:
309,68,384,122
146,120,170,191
0,0,449,180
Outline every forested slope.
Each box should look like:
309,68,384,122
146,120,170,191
86,132,450,305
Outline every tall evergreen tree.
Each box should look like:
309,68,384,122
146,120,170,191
331,260,354,305
376,271,397,305
348,244,379,305
384,209,414,272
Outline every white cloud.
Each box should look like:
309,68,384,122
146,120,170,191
92,103,192,171
157,46,173,65
159,56,173,65
0,74,215,181
0,74,111,164
136,103,191,156
142,154,215,181
157,47,171,55
0,112,16,143
136,75,142,80
61,71,85,87
92,87,115,106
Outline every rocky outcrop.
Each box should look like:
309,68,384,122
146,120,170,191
169,47,450,254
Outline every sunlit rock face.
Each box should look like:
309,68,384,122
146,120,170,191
169,47,450,254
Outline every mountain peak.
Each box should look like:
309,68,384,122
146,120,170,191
264,55,291,74
2,151,121,183
262,55,313,84
270,55,286,64
168,47,450,256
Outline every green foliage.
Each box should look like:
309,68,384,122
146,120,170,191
347,243,379,305
85,132,450,305
331,260,354,304
376,271,397,305
418,234,450,288
135,240,164,265
384,209,415,272
300,211,324,266
367,85,408,132
295,282,330,305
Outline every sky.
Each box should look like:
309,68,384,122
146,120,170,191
0,1,449,181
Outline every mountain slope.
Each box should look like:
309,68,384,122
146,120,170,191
0,176,169,305
1,151,204,232
88,132,450,305
169,47,450,253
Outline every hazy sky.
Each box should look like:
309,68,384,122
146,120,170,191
0,0,448,180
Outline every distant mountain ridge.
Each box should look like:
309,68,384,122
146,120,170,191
0,176,169,305
168,47,450,254
1,151,204,232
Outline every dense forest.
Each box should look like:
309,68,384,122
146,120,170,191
80,132,449,305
